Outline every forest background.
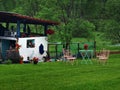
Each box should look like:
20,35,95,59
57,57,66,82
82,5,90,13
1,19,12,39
0,0,120,45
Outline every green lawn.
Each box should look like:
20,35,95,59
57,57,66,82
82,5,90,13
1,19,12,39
0,54,120,90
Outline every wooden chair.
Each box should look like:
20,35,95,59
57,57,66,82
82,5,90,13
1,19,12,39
96,49,110,64
62,48,76,64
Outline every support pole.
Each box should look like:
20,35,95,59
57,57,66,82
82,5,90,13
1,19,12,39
17,21,20,38
6,22,9,30
44,25,48,36
55,44,58,60
78,43,80,54
23,23,26,33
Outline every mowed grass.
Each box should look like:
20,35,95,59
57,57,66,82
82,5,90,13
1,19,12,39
0,54,120,90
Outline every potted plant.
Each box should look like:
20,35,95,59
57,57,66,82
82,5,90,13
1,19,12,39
33,57,38,64
20,56,23,64
84,44,88,50
46,29,55,35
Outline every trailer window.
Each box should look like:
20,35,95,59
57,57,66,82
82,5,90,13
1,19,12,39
27,39,35,48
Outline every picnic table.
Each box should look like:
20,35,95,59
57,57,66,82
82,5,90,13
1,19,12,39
79,50,93,64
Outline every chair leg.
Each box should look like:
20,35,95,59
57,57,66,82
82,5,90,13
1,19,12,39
98,59,108,65
103,59,107,65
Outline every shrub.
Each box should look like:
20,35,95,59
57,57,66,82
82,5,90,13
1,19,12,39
6,50,21,63
4,59,12,64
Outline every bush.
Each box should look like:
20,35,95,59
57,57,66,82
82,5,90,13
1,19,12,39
6,50,21,63
72,19,95,38
4,59,12,64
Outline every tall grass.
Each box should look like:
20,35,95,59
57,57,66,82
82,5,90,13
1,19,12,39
0,54,120,90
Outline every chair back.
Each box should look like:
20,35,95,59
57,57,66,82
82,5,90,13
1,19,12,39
98,49,110,60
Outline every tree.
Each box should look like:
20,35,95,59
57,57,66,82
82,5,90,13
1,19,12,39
1,0,119,44
100,0,120,44
0,0,17,11
103,20,120,44
72,19,95,38
105,0,120,21
54,0,97,48
36,0,59,21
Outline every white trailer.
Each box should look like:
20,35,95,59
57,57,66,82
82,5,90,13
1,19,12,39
0,11,59,63
18,37,48,61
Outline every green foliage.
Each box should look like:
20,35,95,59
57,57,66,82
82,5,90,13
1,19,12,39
106,0,120,21
72,19,95,38
0,0,16,11
4,59,12,64
6,51,21,63
0,0,120,44
57,23,72,43
103,20,120,44
83,0,105,18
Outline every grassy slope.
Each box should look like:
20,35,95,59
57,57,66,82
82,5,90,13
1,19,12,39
0,54,120,90
72,32,120,50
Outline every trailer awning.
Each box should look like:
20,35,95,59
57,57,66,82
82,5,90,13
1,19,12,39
0,11,59,25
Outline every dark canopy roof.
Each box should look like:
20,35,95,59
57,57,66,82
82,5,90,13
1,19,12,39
0,11,59,25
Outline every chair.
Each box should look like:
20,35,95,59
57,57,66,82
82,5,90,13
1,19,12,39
96,49,110,64
62,48,76,64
